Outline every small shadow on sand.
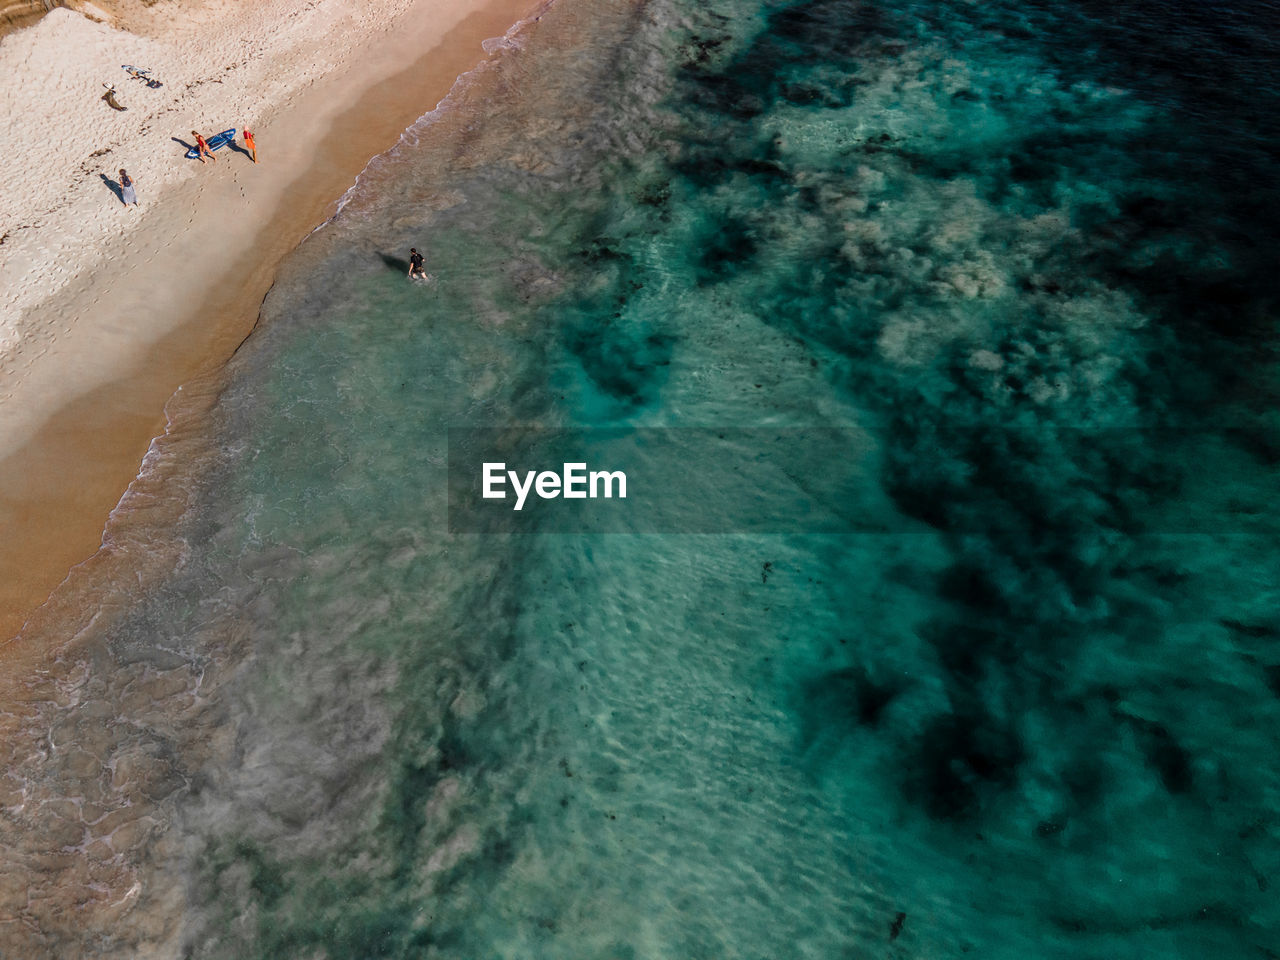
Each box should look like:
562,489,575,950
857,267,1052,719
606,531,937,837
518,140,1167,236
227,141,254,162
379,252,410,273
172,136,195,157
100,173,125,204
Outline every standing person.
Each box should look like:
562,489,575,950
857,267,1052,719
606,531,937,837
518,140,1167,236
192,130,216,163
119,168,138,208
408,247,426,279
243,128,257,164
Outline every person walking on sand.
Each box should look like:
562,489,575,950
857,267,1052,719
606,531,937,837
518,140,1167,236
243,128,257,164
119,168,138,207
408,248,426,279
192,130,216,163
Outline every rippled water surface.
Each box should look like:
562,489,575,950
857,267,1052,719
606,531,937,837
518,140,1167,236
5,0,1280,957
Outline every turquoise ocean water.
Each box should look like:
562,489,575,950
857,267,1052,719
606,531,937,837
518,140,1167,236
19,0,1280,956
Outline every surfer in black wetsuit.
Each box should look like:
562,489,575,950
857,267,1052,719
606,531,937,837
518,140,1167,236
408,248,426,279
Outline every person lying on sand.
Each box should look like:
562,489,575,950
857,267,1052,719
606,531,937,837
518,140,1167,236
192,130,216,163
124,65,163,89
101,84,126,111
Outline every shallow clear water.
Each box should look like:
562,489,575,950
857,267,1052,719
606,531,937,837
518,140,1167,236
13,0,1280,956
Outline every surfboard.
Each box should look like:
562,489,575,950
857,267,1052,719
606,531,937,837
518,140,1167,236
186,129,236,160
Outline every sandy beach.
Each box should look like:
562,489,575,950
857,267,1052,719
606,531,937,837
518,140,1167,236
0,0,547,645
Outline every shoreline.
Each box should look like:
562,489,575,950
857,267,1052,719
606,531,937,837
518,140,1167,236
0,4,586,948
0,0,548,644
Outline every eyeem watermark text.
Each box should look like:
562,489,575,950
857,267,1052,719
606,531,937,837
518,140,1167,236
482,462,627,511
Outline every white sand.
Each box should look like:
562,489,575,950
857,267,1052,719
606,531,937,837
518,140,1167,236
0,0,425,434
